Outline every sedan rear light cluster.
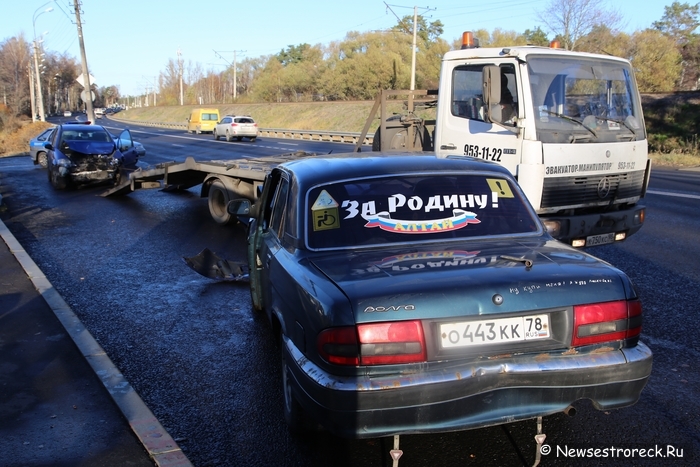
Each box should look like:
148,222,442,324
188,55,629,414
572,299,642,347
318,320,427,366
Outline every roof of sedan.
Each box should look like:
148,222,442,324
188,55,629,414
59,122,106,130
280,152,512,186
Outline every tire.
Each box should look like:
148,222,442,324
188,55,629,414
196,128,201,135
372,116,430,151
37,152,48,168
49,168,69,190
249,137,257,142
225,132,233,142
281,334,313,434
207,179,232,225
214,130,220,141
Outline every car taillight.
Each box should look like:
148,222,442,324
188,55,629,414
230,123,239,127
572,299,642,347
318,320,427,366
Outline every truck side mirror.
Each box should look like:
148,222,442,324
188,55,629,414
482,65,503,124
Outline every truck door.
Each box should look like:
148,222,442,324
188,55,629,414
435,63,520,175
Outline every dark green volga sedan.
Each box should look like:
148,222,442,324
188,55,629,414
233,153,652,439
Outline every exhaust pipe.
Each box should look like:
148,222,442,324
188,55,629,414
563,405,577,417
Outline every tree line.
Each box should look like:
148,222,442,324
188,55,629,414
0,0,698,117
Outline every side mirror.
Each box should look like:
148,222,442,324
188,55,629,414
227,199,252,219
44,143,53,151
482,65,503,124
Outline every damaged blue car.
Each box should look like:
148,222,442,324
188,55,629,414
44,122,139,190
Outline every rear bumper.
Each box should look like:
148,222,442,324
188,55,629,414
285,337,652,439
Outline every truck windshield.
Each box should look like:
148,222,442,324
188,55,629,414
527,55,645,144
306,173,540,250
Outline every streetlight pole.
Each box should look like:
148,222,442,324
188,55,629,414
28,64,37,121
32,3,53,121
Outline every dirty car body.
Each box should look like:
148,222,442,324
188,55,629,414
233,154,652,439
45,123,138,189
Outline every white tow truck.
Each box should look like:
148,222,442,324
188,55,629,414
359,32,651,247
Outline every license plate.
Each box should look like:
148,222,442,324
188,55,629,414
586,232,615,246
440,314,550,348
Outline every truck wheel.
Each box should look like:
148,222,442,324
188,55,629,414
207,179,232,225
372,116,430,151
196,128,201,135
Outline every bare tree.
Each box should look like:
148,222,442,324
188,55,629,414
537,0,623,50
0,34,32,115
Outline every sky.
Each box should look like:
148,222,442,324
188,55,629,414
2,0,670,96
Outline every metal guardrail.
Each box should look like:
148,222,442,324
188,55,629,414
109,117,374,146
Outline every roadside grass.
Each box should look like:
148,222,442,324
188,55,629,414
112,100,418,133
0,116,53,157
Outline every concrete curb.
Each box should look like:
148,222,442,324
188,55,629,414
0,218,192,467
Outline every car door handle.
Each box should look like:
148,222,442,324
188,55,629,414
440,143,457,150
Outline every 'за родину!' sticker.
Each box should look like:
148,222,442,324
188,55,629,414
312,190,340,231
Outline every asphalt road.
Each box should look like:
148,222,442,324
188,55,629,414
0,125,698,466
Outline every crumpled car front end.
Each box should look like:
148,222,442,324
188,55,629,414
58,140,121,184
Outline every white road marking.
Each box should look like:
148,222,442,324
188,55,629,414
647,189,700,200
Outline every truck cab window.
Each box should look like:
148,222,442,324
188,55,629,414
452,64,518,125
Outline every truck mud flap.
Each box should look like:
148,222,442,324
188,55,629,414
182,248,249,282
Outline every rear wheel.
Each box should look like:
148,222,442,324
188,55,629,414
207,179,232,225
249,137,257,142
225,132,233,142
281,334,314,434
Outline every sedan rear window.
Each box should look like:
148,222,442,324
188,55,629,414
306,173,540,250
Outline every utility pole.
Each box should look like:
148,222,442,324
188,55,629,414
73,0,94,122
28,64,37,121
32,3,53,121
214,49,245,101
410,6,417,91
178,48,184,105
